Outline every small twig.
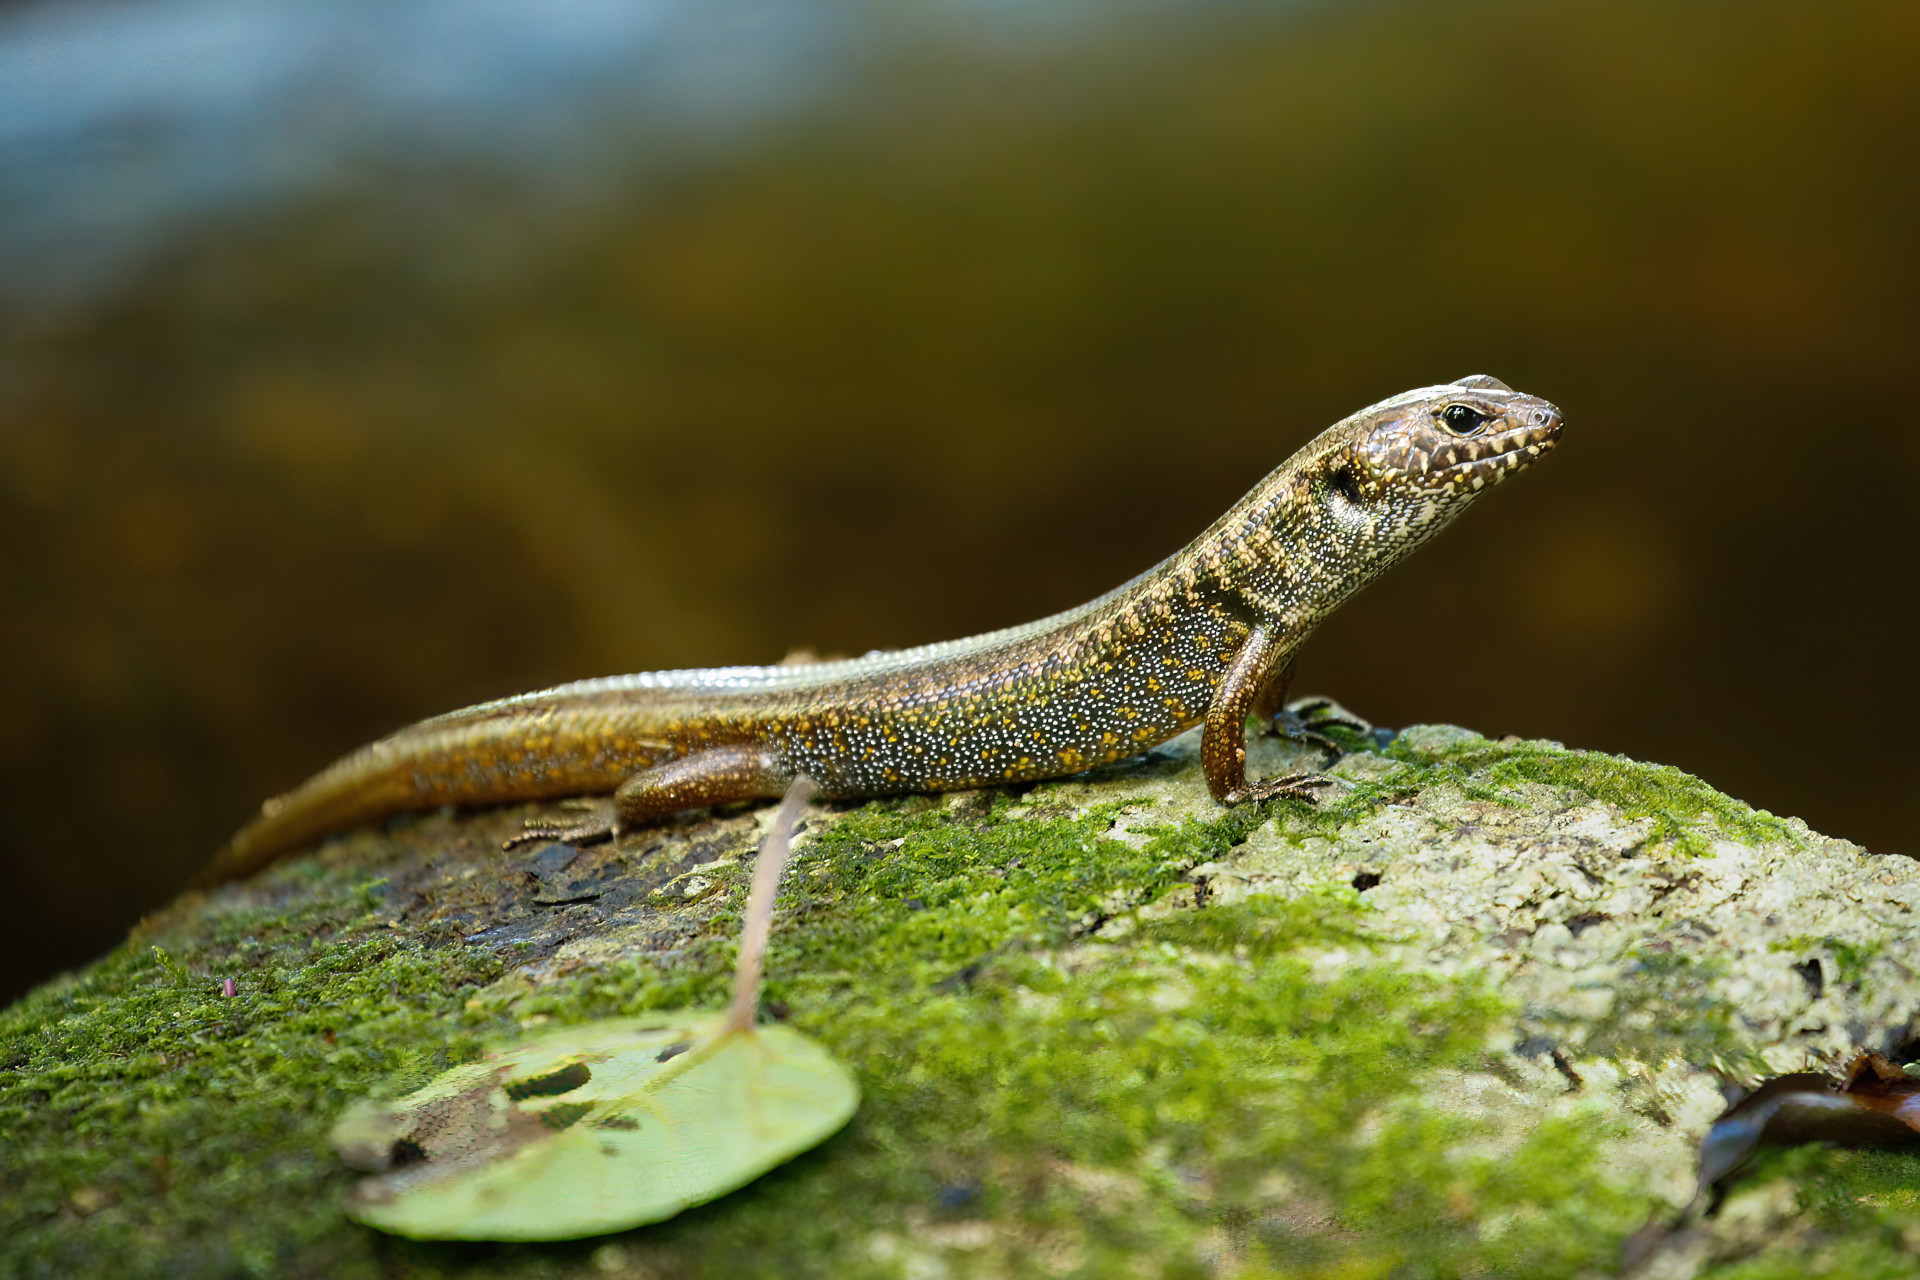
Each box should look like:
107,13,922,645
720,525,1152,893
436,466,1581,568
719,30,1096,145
724,776,818,1035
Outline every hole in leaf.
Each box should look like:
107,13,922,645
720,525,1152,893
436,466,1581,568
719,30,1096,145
388,1137,428,1169
504,1061,592,1101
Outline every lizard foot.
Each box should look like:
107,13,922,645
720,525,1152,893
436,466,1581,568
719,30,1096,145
1265,698,1378,760
1285,697,1373,734
1224,771,1340,808
503,799,618,851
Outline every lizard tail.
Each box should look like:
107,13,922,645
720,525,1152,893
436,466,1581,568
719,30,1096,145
194,755,422,888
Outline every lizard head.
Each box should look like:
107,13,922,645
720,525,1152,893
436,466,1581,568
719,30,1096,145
1314,374,1561,552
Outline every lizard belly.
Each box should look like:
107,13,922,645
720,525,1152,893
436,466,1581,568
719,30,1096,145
762,646,1225,796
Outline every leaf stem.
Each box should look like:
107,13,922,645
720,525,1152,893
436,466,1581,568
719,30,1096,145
725,775,817,1034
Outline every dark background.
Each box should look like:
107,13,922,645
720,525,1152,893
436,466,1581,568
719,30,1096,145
3,0,1916,1003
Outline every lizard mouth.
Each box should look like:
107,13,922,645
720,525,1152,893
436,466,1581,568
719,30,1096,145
1437,405,1562,485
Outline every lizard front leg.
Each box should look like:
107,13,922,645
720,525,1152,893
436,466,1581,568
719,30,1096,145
1201,628,1335,807
1250,657,1294,723
505,745,793,849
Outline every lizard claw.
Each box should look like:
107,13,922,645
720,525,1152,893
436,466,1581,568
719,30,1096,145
1224,772,1340,807
502,799,618,851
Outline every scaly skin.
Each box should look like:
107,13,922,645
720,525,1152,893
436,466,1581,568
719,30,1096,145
199,376,1561,886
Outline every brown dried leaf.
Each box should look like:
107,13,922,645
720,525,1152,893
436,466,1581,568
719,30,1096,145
1696,1052,1920,1193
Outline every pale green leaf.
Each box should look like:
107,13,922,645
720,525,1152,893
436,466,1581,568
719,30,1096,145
331,1012,859,1240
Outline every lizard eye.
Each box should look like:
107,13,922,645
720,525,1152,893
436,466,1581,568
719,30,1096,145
1439,404,1489,436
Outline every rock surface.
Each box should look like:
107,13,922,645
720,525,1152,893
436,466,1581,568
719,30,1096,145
3,717,1918,1279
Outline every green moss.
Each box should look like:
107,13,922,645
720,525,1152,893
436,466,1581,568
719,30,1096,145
0,797,1659,1278
1787,1148,1920,1228
1387,735,1801,858
1697,1149,1920,1278
0,874,510,1278
1702,1244,1920,1280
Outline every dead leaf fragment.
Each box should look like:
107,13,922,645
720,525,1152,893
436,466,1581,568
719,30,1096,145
1696,1052,1920,1193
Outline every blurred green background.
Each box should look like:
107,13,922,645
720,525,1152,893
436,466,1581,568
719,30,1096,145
2,0,1916,1002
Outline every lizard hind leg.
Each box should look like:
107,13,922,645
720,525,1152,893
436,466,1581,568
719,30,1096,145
501,746,795,851
613,745,795,828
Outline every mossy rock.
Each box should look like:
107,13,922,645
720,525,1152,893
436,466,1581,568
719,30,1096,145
4,720,1918,1279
